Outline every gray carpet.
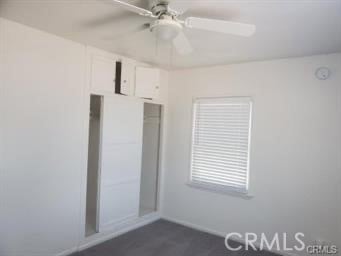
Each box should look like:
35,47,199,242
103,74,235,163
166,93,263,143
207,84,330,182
71,220,280,256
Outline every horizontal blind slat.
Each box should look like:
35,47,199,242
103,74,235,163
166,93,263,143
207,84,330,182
193,160,247,174
193,148,248,160
194,140,248,148
192,176,246,187
194,141,248,149
193,133,249,141
191,175,246,186
191,175,246,187
192,162,247,174
194,128,250,135
193,157,248,168
193,165,246,180
193,155,247,166
192,170,247,181
193,145,248,155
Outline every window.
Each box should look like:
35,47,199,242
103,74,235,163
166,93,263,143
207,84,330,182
189,97,252,194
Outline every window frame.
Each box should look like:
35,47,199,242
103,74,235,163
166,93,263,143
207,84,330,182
187,96,253,198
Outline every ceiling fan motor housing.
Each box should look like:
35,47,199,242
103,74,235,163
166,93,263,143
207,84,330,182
149,0,170,15
150,15,182,41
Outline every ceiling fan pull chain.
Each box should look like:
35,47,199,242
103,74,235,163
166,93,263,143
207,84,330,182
155,35,159,61
170,42,175,69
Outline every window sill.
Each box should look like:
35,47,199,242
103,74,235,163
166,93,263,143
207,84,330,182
186,182,254,200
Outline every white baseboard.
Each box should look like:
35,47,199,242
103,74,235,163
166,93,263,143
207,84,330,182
55,212,161,256
57,213,299,256
55,246,78,256
162,215,226,237
78,212,161,251
161,215,299,256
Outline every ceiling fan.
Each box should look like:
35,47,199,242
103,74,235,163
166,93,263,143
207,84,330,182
109,0,256,55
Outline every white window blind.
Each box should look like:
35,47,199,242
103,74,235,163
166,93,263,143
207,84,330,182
190,97,252,194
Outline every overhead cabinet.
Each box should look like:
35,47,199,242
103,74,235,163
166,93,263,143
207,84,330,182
90,55,117,93
88,47,163,101
120,58,136,96
89,53,136,97
135,67,161,100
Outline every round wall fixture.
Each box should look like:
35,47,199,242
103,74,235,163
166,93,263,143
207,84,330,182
315,67,330,80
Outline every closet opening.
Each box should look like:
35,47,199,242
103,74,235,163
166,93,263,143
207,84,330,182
139,103,162,217
85,95,102,237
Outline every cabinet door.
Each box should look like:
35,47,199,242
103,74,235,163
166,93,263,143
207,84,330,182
99,96,143,231
135,67,160,99
91,55,116,93
121,59,135,96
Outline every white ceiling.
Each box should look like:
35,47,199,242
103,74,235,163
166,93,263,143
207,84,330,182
0,0,341,69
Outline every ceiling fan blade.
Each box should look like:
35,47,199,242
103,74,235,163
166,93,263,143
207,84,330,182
111,0,155,18
81,12,141,28
173,31,193,55
185,17,256,37
102,23,150,41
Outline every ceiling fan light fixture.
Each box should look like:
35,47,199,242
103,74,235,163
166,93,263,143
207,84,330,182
150,19,182,41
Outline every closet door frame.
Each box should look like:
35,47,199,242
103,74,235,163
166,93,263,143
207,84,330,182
96,96,104,233
142,102,165,214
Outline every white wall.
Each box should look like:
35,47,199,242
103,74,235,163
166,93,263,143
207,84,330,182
0,18,86,256
163,53,341,253
337,70,341,252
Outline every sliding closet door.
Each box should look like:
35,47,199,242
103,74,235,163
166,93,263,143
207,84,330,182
99,96,143,231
